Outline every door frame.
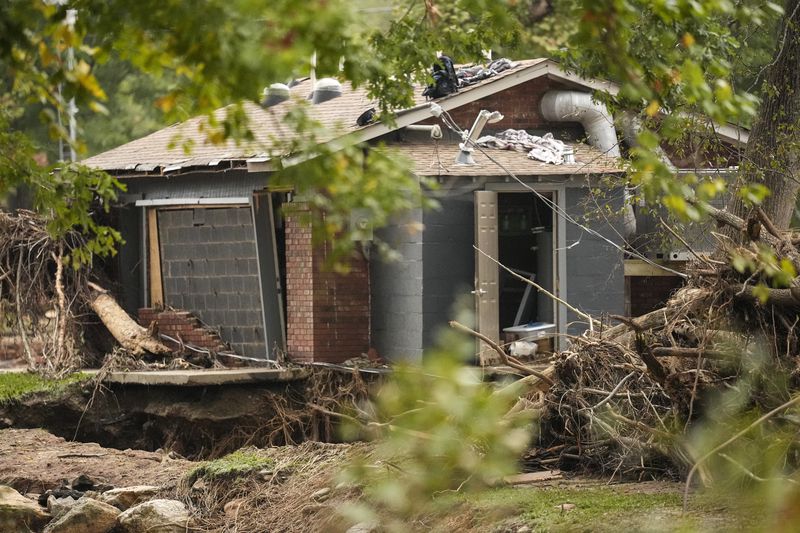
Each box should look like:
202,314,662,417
485,182,568,351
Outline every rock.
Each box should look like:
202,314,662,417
98,485,159,511
517,527,531,533
223,498,245,519
117,499,194,533
0,484,51,531
347,521,379,533
43,498,120,533
554,502,576,512
189,478,208,493
311,487,331,502
71,474,96,491
39,486,84,506
47,495,80,520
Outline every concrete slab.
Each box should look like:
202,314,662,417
100,367,311,386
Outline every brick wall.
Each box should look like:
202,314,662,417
626,276,685,317
138,308,227,352
421,77,566,131
285,207,370,363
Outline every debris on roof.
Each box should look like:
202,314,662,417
477,130,568,165
390,141,621,177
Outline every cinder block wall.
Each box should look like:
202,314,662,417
157,207,266,358
565,187,626,333
371,209,425,362
285,207,370,363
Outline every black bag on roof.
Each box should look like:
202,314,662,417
422,55,459,100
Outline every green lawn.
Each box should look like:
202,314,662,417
0,371,89,404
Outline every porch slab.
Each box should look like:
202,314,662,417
100,367,311,386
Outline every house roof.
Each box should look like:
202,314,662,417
81,58,597,174
393,142,621,176
82,57,747,176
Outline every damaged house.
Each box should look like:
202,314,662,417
83,58,748,365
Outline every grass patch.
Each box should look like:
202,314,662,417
190,447,276,480
443,483,758,532
0,372,89,404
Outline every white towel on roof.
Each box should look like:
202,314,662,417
477,129,566,165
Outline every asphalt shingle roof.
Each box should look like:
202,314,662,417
391,142,622,176
82,59,559,173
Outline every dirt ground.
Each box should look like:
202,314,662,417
0,428,754,532
0,427,193,494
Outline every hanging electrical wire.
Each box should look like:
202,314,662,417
436,108,688,279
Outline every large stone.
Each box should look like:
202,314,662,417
117,499,194,533
97,485,159,511
0,485,51,531
47,495,80,520
43,498,120,533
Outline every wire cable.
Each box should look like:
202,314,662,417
437,108,688,278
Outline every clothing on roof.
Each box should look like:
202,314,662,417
456,58,518,87
477,130,567,165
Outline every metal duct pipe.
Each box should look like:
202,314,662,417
619,112,675,171
540,90,635,238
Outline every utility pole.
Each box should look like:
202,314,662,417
65,8,78,162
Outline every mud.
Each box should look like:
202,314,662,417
0,379,302,459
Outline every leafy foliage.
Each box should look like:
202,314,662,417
563,0,782,220
270,105,439,267
339,314,533,529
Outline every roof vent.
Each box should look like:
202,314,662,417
261,83,290,107
311,78,342,104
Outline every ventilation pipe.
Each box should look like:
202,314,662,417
261,83,290,107
540,90,635,239
619,113,676,172
311,78,342,104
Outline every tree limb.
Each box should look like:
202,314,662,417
651,347,730,360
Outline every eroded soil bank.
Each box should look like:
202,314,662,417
0,368,374,459
0,381,292,458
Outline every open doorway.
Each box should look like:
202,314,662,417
497,192,555,347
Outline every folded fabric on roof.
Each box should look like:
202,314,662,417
477,129,566,165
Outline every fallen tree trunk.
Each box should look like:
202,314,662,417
87,282,171,356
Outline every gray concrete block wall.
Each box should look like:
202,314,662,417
422,195,475,350
565,187,625,334
370,209,424,362
158,207,266,357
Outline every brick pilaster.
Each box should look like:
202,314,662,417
285,206,370,363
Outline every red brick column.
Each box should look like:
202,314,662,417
285,207,370,363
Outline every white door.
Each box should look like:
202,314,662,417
474,191,500,365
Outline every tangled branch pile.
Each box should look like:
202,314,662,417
179,442,367,532
0,210,89,373
522,206,800,481
259,368,376,445
0,210,170,375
